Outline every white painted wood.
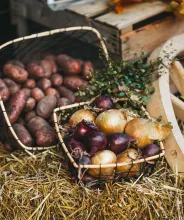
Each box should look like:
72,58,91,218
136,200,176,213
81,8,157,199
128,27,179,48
95,1,168,29
147,34,184,173
171,94,184,122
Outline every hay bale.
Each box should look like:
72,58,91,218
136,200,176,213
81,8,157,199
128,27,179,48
0,143,183,219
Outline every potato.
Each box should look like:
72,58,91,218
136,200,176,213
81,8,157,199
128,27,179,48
27,116,49,134
25,111,36,122
7,60,25,69
23,79,36,89
27,61,45,79
6,90,26,124
58,56,81,75
63,76,87,90
57,54,70,67
36,95,57,119
44,55,58,73
40,60,53,78
3,62,28,83
31,87,45,102
4,78,20,95
17,117,25,126
22,88,31,99
57,86,75,102
37,78,52,91
35,126,57,146
0,79,10,102
57,98,72,107
45,88,60,99
13,123,33,147
82,61,94,80
25,97,36,111
51,73,63,87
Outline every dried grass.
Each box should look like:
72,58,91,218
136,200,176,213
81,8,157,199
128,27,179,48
0,143,183,220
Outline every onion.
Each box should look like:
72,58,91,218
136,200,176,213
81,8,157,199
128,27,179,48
74,120,98,140
141,144,160,158
92,95,114,111
107,133,136,155
85,131,107,156
69,109,95,128
95,109,126,135
125,118,172,148
79,154,91,165
116,148,140,177
88,150,117,178
65,137,85,159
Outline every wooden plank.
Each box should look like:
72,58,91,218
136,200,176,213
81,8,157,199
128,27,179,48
171,94,184,122
10,0,90,29
68,2,109,18
95,1,168,30
121,16,184,60
170,61,184,96
147,34,184,173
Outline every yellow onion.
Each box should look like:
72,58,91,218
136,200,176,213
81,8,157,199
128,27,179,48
88,150,117,179
95,109,126,135
125,118,172,148
69,109,95,128
116,148,140,177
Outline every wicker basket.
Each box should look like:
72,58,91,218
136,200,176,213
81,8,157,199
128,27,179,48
53,99,165,186
0,26,108,153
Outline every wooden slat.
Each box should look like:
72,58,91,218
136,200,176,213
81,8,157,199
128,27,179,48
121,16,184,60
95,1,168,30
68,2,109,18
171,94,184,122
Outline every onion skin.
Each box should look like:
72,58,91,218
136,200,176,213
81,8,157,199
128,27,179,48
141,144,160,158
125,118,153,148
69,109,95,128
85,131,107,156
65,137,85,159
88,150,117,179
79,155,91,165
92,95,114,111
74,120,98,141
95,109,126,135
107,133,136,155
116,148,140,177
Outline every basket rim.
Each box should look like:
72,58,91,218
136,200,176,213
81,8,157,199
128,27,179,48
53,99,165,169
0,26,109,152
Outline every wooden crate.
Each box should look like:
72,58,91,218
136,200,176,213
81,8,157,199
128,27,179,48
68,1,184,58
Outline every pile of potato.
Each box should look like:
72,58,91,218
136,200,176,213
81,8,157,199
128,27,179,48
0,54,93,151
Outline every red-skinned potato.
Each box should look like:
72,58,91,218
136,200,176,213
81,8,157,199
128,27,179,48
82,61,94,80
22,88,31,99
36,95,57,119
31,87,45,102
6,90,26,124
7,60,25,68
51,73,63,87
17,117,25,126
27,116,49,134
63,76,87,90
37,78,52,91
27,61,45,79
0,79,10,102
40,60,52,78
25,111,36,122
35,126,57,146
45,88,60,99
4,78,20,95
25,97,36,111
57,97,72,107
3,61,28,83
44,55,58,73
56,54,70,67
58,86,75,102
23,79,36,89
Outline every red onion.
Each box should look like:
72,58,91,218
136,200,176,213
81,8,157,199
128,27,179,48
74,120,98,141
85,131,107,156
65,137,85,159
141,144,160,158
79,154,91,165
92,95,114,111
107,133,136,155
